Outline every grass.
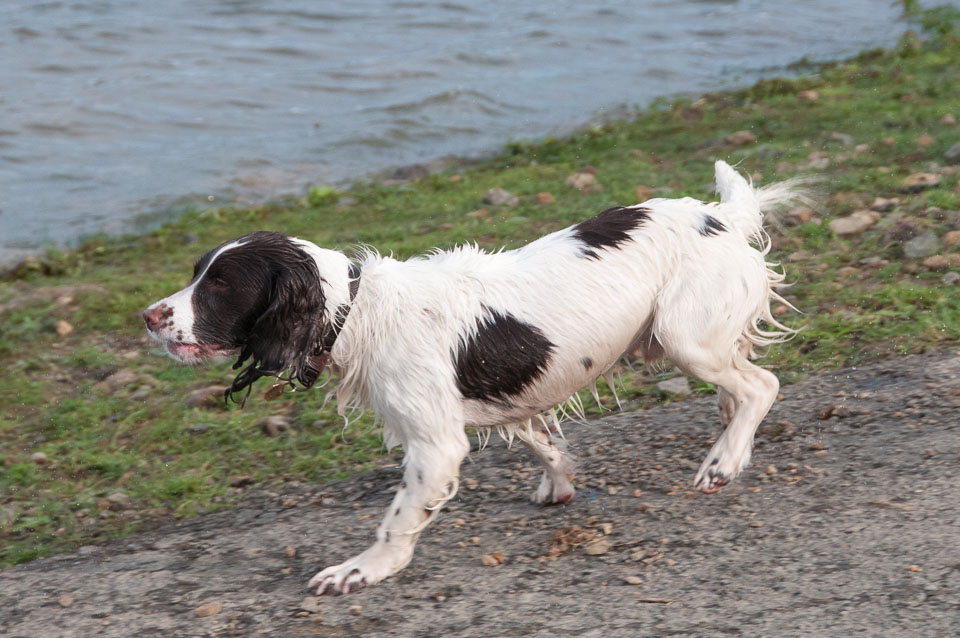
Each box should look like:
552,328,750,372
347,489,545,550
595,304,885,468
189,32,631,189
1,3,959,567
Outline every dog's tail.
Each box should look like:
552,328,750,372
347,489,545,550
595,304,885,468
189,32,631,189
714,160,811,353
714,160,809,241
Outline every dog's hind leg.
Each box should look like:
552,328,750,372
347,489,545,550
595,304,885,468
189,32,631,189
516,421,575,505
667,345,779,493
309,430,470,595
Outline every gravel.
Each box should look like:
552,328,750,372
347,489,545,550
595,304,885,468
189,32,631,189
1,352,958,637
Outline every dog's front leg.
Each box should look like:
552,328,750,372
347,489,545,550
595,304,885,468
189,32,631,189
309,435,469,595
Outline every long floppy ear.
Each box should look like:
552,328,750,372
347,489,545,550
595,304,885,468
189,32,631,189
227,260,330,405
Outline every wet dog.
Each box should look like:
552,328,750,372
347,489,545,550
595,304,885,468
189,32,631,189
143,161,801,594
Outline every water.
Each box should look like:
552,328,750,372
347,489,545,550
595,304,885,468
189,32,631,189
0,0,917,260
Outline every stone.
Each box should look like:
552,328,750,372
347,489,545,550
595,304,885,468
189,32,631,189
536,192,555,205
943,272,960,286
903,232,940,259
945,230,960,247
284,545,297,558
923,255,951,270
870,197,899,212
185,385,228,409
942,114,957,125
483,187,519,207
184,424,210,435
726,130,757,146
195,601,222,618
916,134,935,147
854,143,871,153
785,205,813,225
481,553,504,566
624,576,643,585
31,452,48,464
259,415,290,437
105,492,131,509
903,172,941,191
829,211,876,236
945,141,960,164
565,172,596,190
59,594,73,608
796,90,819,101
635,185,654,202
830,131,854,146
656,376,691,395
54,320,74,336
0,506,16,529
95,369,139,392
300,597,322,613
583,538,611,555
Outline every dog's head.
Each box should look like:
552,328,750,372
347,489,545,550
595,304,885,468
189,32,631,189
143,231,346,402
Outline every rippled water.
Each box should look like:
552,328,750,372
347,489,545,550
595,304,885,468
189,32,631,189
0,0,918,259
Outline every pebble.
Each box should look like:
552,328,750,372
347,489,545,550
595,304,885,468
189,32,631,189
943,230,960,248
481,552,505,566
903,232,940,259
184,424,211,435
870,196,899,212
943,272,960,286
59,594,73,608
259,415,290,437
565,172,596,190
300,597,321,613
942,113,957,125
185,385,228,409
656,376,691,395
726,130,757,146
796,90,819,101
916,134,935,147
903,172,941,191
483,187,519,207
195,601,222,618
284,545,296,558
583,538,611,556
31,452,48,464
624,576,643,585
536,192,555,205
349,604,363,616
829,210,876,235
830,131,854,146
945,141,960,163
105,492,131,509
54,320,74,336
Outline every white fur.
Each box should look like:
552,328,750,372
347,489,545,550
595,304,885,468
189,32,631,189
147,161,803,595
307,161,801,594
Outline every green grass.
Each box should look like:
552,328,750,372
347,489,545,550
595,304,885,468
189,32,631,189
1,3,959,567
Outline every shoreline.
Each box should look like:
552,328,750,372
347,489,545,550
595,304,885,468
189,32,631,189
0,3,958,568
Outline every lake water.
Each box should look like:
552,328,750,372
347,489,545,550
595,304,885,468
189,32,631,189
0,0,919,260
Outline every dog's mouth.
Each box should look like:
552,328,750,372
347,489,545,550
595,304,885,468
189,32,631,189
165,341,235,363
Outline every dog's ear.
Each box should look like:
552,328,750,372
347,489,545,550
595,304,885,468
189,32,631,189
227,260,329,404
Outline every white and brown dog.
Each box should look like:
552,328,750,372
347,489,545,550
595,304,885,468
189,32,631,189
144,161,801,595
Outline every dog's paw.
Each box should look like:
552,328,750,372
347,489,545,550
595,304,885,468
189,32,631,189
309,562,369,596
694,445,750,494
308,543,412,595
531,469,575,505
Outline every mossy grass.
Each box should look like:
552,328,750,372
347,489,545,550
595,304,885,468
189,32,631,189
1,3,959,567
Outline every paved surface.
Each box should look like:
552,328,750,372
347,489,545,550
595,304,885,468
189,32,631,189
2,353,959,637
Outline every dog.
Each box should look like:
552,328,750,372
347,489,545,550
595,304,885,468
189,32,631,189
143,160,801,594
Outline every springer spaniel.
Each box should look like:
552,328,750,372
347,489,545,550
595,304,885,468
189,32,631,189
143,161,802,595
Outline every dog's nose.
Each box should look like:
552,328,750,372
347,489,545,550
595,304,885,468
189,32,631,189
142,305,165,331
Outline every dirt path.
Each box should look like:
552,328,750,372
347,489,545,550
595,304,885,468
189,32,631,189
2,353,959,637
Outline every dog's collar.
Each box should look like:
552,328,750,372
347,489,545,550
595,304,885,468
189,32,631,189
319,263,361,355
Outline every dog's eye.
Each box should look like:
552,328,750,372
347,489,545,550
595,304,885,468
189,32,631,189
208,276,228,289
